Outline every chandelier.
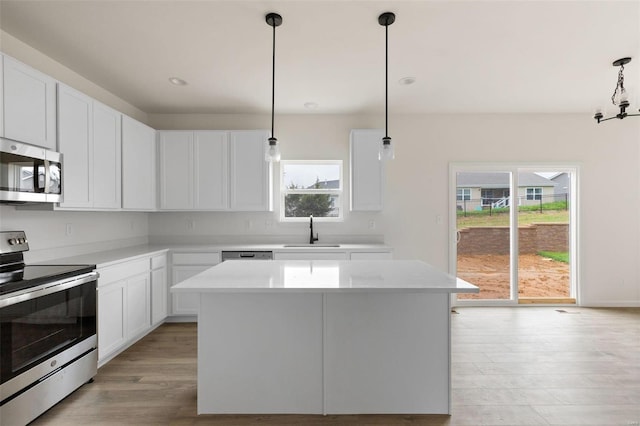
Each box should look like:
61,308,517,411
594,57,640,123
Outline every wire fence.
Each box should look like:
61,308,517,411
456,193,569,217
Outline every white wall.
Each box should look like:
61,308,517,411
0,30,148,123
0,206,149,263
149,112,640,307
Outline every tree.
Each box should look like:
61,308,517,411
285,178,334,217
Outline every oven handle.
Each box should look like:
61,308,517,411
0,271,99,308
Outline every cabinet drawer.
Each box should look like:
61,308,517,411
172,252,221,265
98,258,149,286
151,254,167,270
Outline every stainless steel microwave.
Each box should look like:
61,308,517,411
0,138,62,204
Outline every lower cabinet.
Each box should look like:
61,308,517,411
150,254,167,325
170,252,221,316
97,255,164,366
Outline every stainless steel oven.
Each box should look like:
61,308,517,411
0,231,97,426
0,138,62,204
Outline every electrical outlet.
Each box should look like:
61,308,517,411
65,223,73,236
368,220,376,230
187,220,195,230
436,215,443,225
245,220,253,230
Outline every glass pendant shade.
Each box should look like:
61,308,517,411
265,137,281,162
613,88,629,106
379,136,394,161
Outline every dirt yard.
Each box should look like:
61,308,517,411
457,254,570,299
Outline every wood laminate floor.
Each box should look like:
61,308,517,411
31,307,640,426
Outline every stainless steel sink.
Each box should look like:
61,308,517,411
283,244,341,248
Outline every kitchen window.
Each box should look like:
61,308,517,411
280,160,343,221
526,187,542,200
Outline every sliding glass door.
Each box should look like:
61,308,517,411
450,165,578,305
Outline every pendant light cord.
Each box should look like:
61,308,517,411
271,21,276,139
385,21,389,139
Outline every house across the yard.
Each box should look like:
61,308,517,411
456,172,559,209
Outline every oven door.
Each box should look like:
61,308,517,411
0,276,96,390
0,138,62,203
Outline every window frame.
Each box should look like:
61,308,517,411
279,160,344,222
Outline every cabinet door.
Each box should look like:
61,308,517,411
122,115,156,210
171,265,209,315
57,84,93,208
126,273,151,339
0,55,4,137
350,129,384,211
194,131,228,210
229,130,271,211
159,131,193,210
92,102,121,209
151,267,167,325
3,56,56,150
98,281,127,361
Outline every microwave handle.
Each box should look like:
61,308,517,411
33,160,44,192
44,160,51,194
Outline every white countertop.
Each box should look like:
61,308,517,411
171,260,479,293
39,243,392,268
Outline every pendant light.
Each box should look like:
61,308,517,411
265,12,283,162
378,12,395,161
594,57,640,123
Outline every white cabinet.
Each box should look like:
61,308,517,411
159,130,266,211
122,115,156,210
57,83,121,209
2,55,56,150
350,129,384,211
126,273,151,338
229,130,271,211
159,130,229,210
97,258,151,365
274,252,348,260
159,131,192,209
57,84,92,208
0,54,4,137
97,280,126,361
150,254,167,325
170,251,221,316
194,131,228,209
92,102,121,209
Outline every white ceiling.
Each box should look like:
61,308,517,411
1,0,639,116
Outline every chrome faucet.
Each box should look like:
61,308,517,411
309,215,319,244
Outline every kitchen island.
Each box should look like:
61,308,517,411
171,260,478,415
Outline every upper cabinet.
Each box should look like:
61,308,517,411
158,130,270,211
350,129,384,211
57,84,93,208
2,55,57,150
122,115,156,211
57,83,121,210
229,130,271,211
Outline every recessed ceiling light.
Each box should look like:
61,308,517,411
168,77,188,86
304,102,319,110
398,76,416,85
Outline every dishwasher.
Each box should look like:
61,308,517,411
221,251,273,261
